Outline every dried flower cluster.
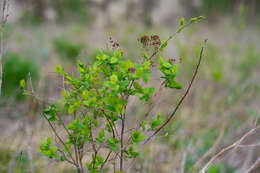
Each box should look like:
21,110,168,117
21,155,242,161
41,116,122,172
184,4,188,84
139,35,161,50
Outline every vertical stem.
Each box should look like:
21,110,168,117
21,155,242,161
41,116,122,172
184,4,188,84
120,112,125,171
0,0,8,96
120,80,134,172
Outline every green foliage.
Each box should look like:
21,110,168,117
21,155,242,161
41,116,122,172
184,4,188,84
20,11,43,25
237,45,260,80
55,0,92,22
39,138,58,159
0,147,12,172
149,113,164,130
33,16,205,173
37,47,183,172
199,0,231,15
159,57,182,89
2,53,39,100
208,165,222,173
131,131,146,144
53,37,84,63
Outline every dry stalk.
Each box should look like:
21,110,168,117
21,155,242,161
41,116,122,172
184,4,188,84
244,158,260,173
0,0,9,95
190,125,225,172
199,124,260,173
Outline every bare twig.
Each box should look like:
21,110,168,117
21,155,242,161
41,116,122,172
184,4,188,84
199,124,260,173
190,125,225,171
144,39,207,145
244,158,260,173
180,152,187,173
41,112,77,166
0,0,9,95
120,107,126,171
7,132,24,173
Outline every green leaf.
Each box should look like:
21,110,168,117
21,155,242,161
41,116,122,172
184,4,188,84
56,65,64,75
143,52,148,59
208,165,221,173
149,113,164,130
110,57,118,64
121,59,134,70
180,17,185,26
96,155,104,166
177,25,184,33
141,121,146,131
113,50,122,58
174,82,183,89
131,131,146,144
125,146,139,158
160,40,168,51
110,74,118,85
43,104,57,121
133,82,142,91
19,79,25,89
197,16,206,20
107,138,119,151
189,17,197,24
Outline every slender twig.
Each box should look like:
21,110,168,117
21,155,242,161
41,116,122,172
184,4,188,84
148,21,197,61
102,109,117,138
144,39,207,145
181,152,187,173
28,72,34,94
41,112,77,166
244,158,260,173
100,151,112,171
136,81,165,131
57,149,76,166
26,71,78,168
0,0,9,95
90,129,98,169
199,124,260,173
120,111,126,171
119,79,136,171
190,125,225,172
7,132,24,173
18,151,23,173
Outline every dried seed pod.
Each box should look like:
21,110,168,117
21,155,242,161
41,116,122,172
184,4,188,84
139,35,150,48
150,35,161,49
128,67,136,73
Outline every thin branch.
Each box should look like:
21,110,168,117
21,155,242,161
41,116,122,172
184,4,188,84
144,39,207,145
190,125,225,172
148,21,198,61
41,112,77,166
199,124,260,173
180,152,187,173
244,158,260,173
90,128,98,169
0,0,9,95
57,149,77,166
120,110,126,171
102,109,117,138
100,151,112,171
136,81,165,130
28,72,34,94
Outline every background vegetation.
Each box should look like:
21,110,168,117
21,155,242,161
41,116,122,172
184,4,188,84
0,0,260,172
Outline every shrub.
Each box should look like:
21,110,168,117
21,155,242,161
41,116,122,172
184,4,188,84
24,17,206,173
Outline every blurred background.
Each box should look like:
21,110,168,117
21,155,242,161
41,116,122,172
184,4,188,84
0,0,260,172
